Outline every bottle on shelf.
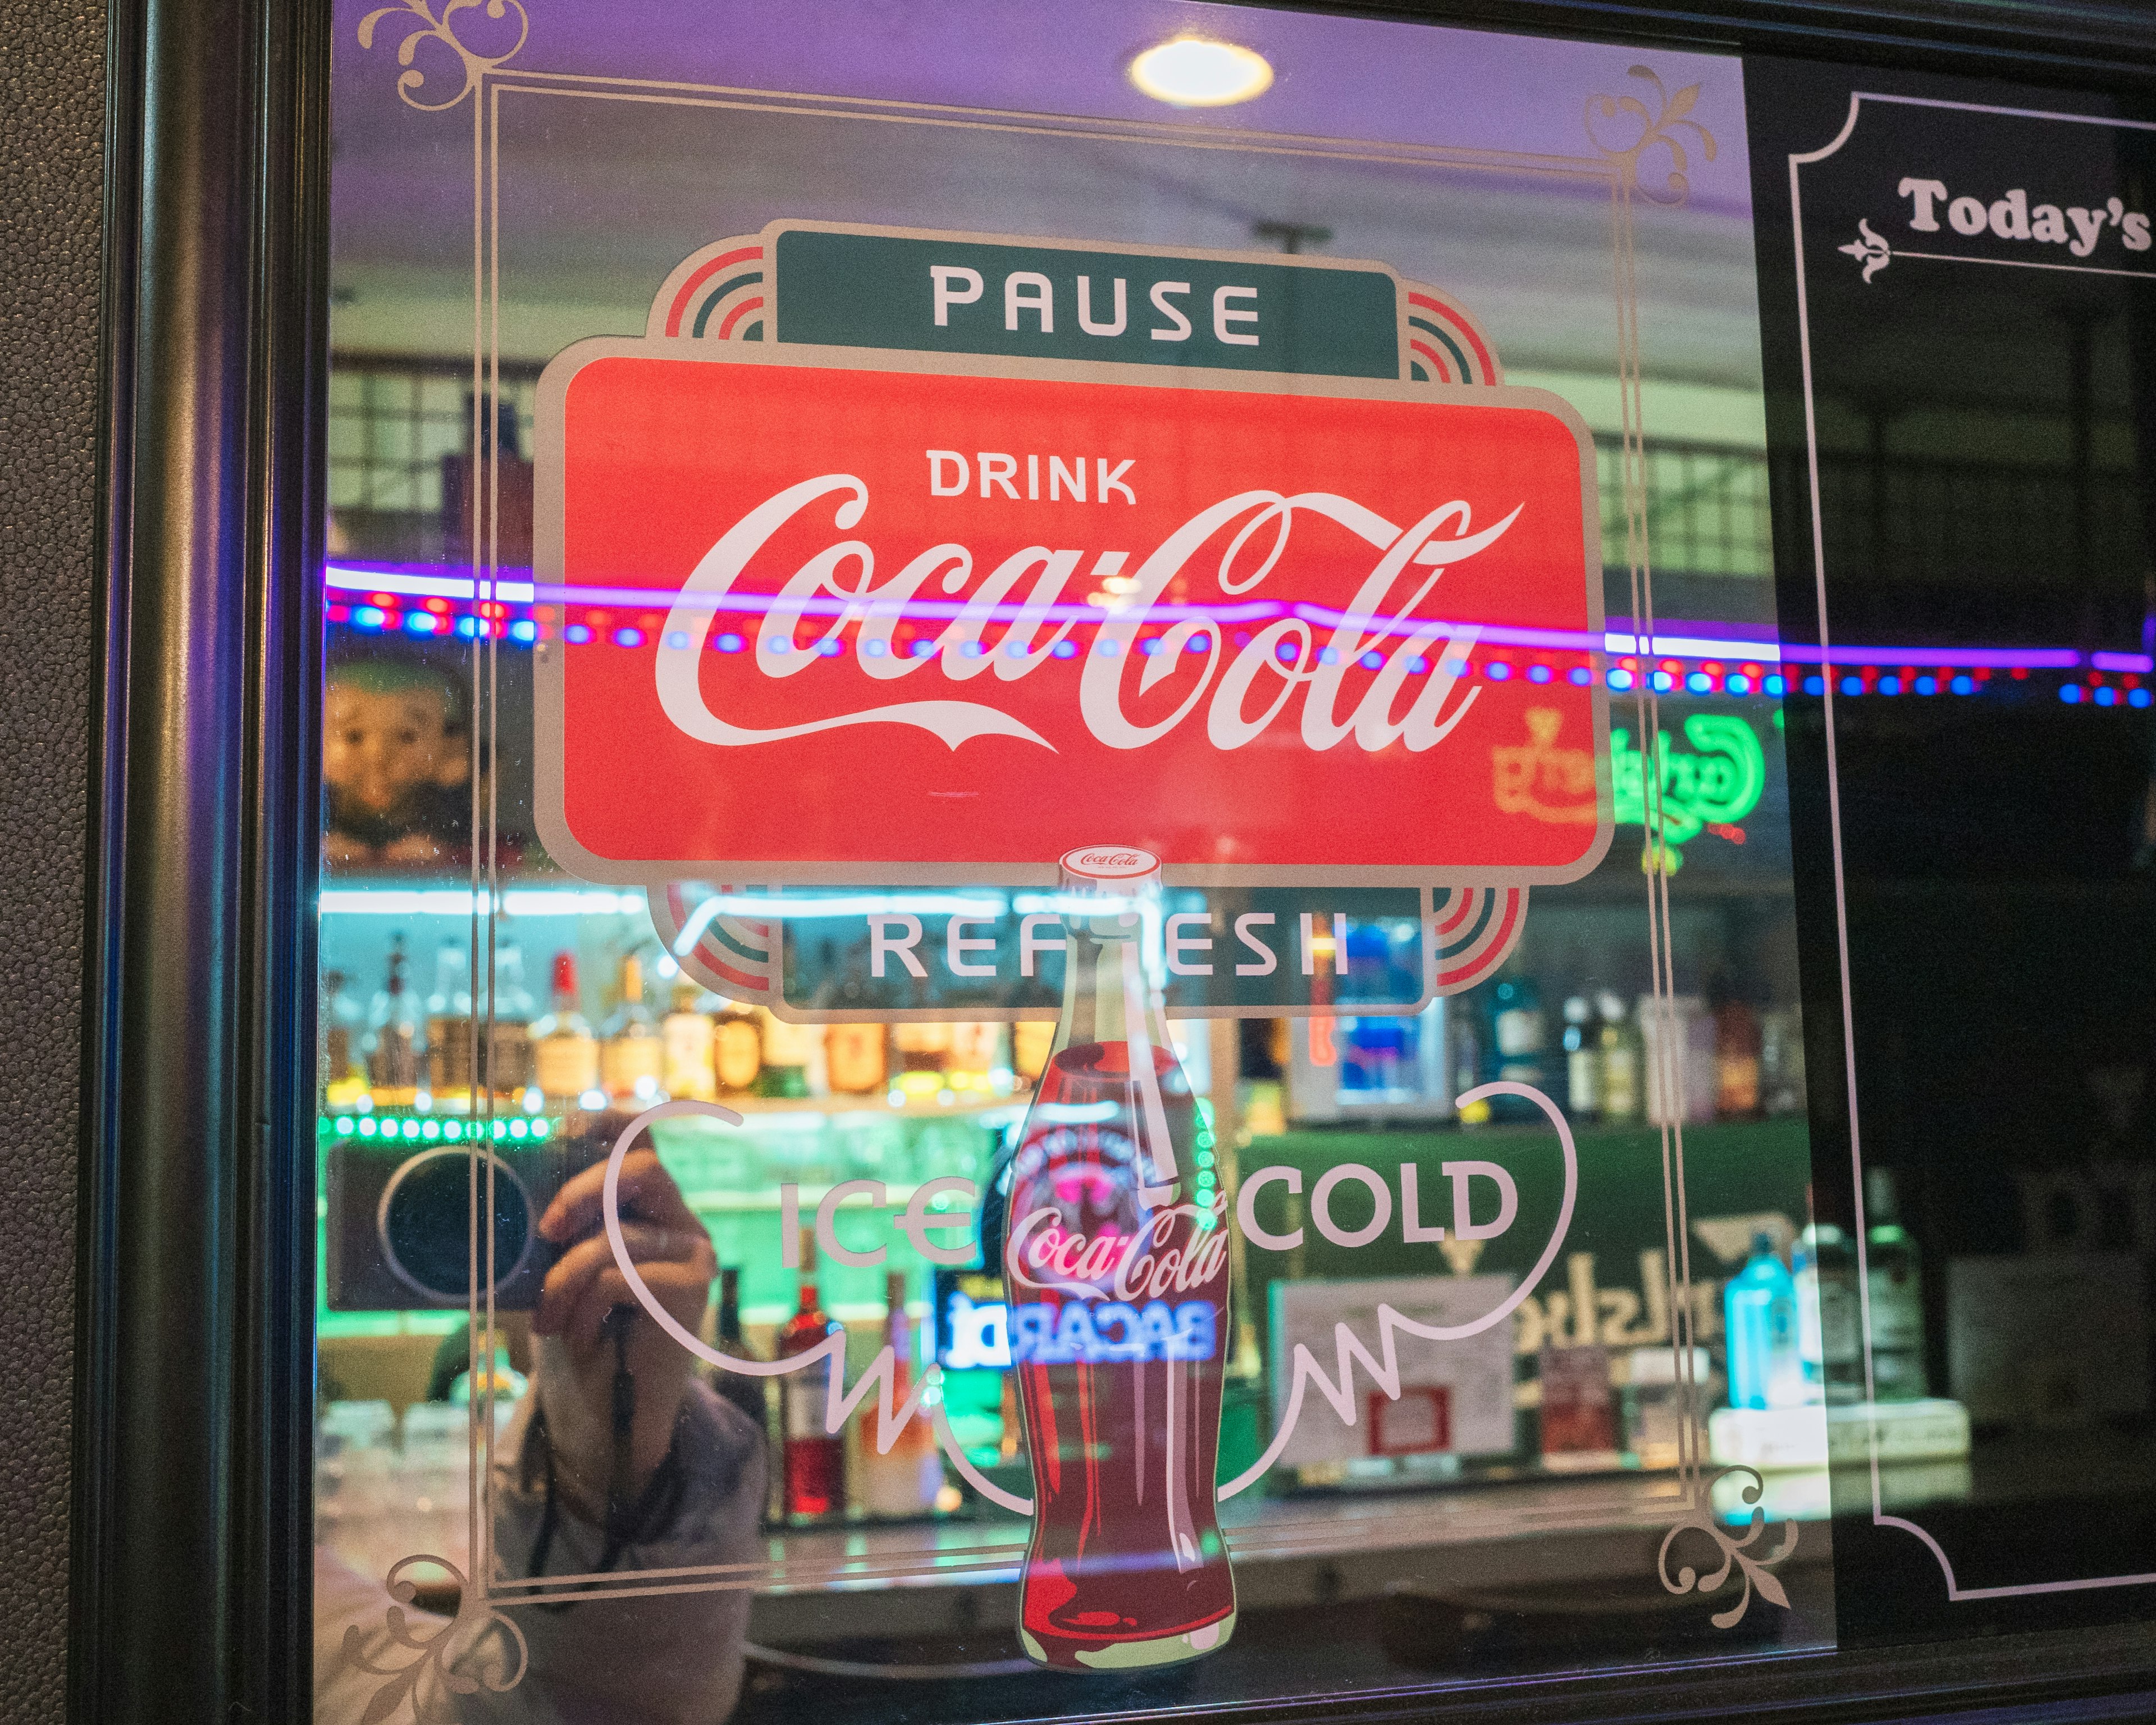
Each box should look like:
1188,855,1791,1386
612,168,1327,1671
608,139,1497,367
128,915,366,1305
1561,994,1600,1119
487,941,536,1102
364,935,423,1107
530,952,600,1105
1724,1230,1802,1409
1793,1190,1861,1405
858,1271,945,1518
894,1020,955,1075
948,1021,1004,1094
424,939,474,1105
322,969,368,1108
1596,991,1641,1122
600,952,663,1104
661,976,718,1102
759,1011,824,1100
1714,990,1762,1119
1640,993,1714,1126
824,1022,889,1097
712,998,765,1099
777,1227,845,1522
1864,1167,1929,1402
709,1266,770,1436
1760,1006,1806,1116
1450,998,1486,1125
1484,970,1546,1121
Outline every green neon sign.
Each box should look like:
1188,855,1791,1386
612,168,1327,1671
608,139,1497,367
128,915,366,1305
1610,714,1766,873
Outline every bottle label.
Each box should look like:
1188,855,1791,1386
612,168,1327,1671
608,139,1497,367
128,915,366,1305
1495,1008,1545,1056
783,1379,825,1441
715,1020,762,1092
826,1024,887,1093
1817,1278,1862,1363
1866,1270,1925,1347
1602,1046,1638,1115
662,1018,717,1099
1566,1049,1600,1111
533,1034,598,1099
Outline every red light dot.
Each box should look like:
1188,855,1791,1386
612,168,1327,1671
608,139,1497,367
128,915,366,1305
2011,667,2029,680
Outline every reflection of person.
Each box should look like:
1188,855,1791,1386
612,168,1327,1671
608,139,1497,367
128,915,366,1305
323,656,472,866
316,1140,765,1724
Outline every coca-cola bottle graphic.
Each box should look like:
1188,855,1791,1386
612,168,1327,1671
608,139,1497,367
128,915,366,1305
1003,846,1235,1671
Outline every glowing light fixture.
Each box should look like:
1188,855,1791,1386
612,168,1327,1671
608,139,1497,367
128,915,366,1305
1129,36,1273,107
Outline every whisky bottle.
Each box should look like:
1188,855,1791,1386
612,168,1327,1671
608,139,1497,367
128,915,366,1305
365,935,423,1107
825,1023,889,1096
660,977,717,1102
425,939,474,1105
486,941,535,1100
759,1011,823,1099
713,999,764,1099
600,953,663,1104
1865,1167,1928,1401
709,1265,770,1436
530,952,599,1104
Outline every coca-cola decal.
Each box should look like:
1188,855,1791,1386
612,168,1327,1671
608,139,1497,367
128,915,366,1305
535,341,1609,888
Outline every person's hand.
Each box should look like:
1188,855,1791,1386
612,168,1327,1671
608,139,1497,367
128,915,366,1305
531,1143,715,1525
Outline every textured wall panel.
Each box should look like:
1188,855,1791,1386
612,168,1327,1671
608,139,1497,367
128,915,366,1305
0,0,103,1720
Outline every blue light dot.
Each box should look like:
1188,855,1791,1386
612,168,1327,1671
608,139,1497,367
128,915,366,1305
1651,670,1674,692
1951,674,1975,695
1727,673,1751,695
1052,640,1077,659
2133,688,2152,708
2096,685,2118,706
1442,657,1469,677
357,1117,376,1137
864,638,887,658
334,1116,353,1137
405,612,439,635
1686,672,1712,695
1840,676,1864,696
1277,641,1297,663
509,620,536,644
1878,675,1901,696
1569,665,1592,686
1095,638,1118,658
913,638,938,658
1361,651,1385,670
1140,638,1161,656
1608,668,1634,691
456,616,480,639
1765,674,1787,697
1528,664,1553,684
1412,656,1431,676
1189,636,1212,655
664,630,689,649
1915,676,1936,695
1320,647,1340,665
1803,676,1825,696
2061,683,2083,704
565,624,592,644
717,632,743,652
613,626,643,649
1487,662,1512,681
820,638,843,656
766,636,791,655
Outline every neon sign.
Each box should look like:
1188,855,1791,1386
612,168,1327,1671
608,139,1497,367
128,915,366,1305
1610,714,1765,871
1010,1297,1218,1364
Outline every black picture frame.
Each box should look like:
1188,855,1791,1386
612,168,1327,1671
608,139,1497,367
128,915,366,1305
64,2,2156,1722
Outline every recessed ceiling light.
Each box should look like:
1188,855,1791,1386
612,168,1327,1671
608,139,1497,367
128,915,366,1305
1129,37,1273,108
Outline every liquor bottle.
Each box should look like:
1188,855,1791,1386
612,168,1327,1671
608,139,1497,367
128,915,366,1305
709,1266,770,1436
1004,846,1233,1671
660,977,718,1102
758,1011,822,1099
1450,999,1486,1126
529,952,599,1104
1484,971,1546,1121
825,1023,889,1096
365,935,423,1106
1011,1020,1053,1088
1793,1198,1861,1405
1865,1167,1928,1401
600,953,663,1103
487,941,535,1100
1561,994,1600,1119
777,1227,845,1522
1760,1007,1806,1116
1715,993,1762,1119
424,939,474,1104
1724,1231,1802,1409
1596,991,1641,1122
712,1000,764,1099
858,1271,945,1517
948,1021,1004,1090
322,970,367,1107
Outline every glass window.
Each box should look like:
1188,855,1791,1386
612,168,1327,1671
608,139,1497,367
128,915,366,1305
312,6,1831,1720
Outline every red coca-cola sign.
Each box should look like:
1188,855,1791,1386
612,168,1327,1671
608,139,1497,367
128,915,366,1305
535,342,1609,886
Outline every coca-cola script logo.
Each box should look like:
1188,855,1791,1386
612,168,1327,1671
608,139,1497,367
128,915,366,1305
537,344,1608,886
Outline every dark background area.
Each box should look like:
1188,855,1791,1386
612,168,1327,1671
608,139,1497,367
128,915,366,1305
1751,53,2156,1645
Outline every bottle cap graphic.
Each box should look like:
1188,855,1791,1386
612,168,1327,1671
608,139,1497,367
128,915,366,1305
1057,845,1161,896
